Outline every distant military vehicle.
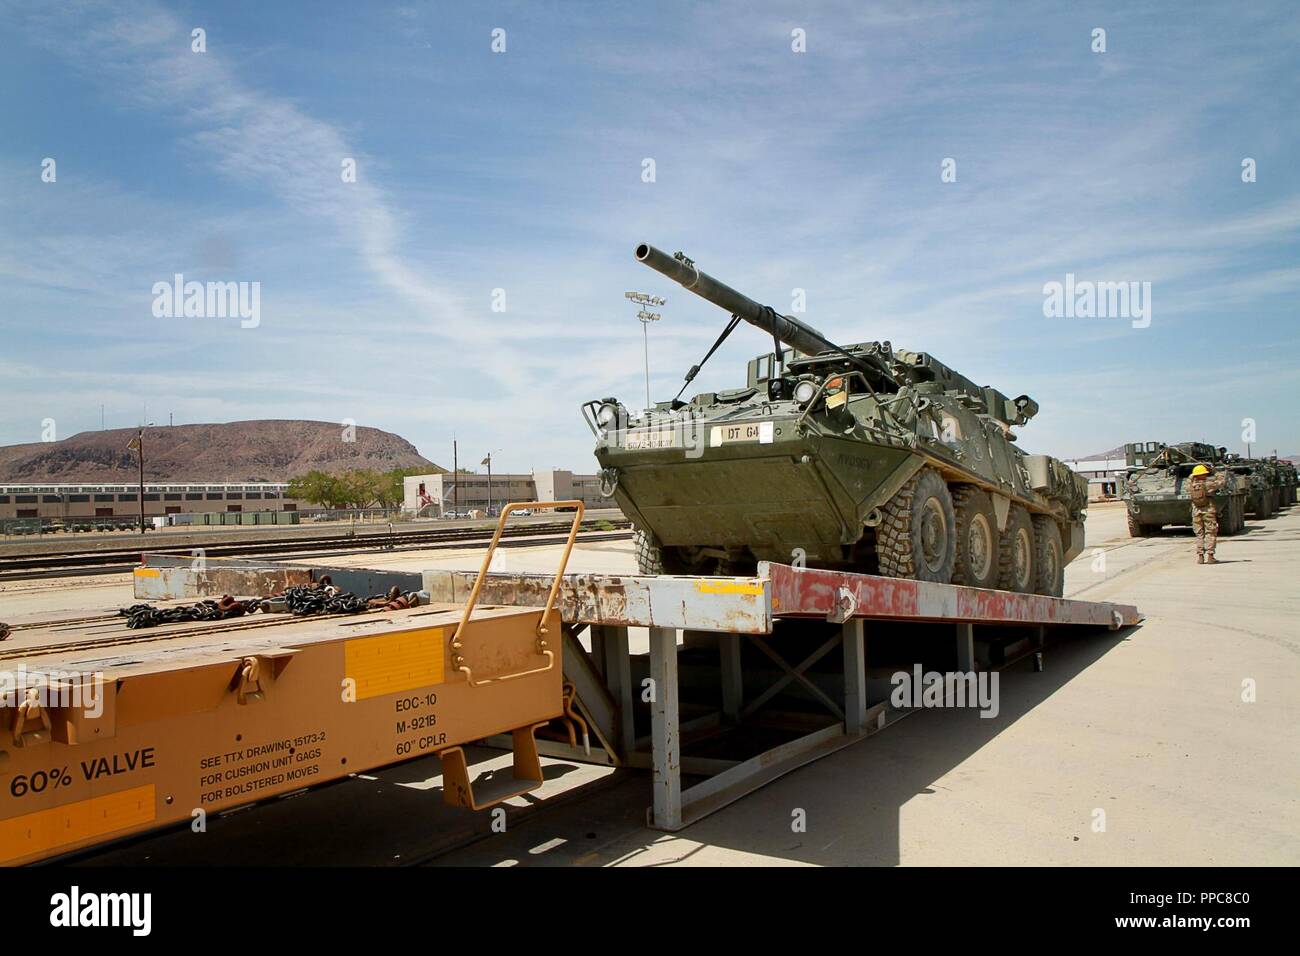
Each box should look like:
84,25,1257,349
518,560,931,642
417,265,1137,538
1276,458,1298,507
1223,455,1281,519
584,243,1088,596
1120,441,1247,536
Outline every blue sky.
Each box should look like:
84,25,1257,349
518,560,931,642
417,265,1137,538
1,0,1297,473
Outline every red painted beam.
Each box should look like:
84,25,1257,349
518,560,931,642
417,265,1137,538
762,563,1141,628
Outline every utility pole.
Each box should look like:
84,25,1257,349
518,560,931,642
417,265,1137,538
453,439,458,517
625,291,665,410
482,454,493,516
126,426,151,534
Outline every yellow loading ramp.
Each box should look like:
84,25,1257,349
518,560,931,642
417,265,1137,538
0,502,583,866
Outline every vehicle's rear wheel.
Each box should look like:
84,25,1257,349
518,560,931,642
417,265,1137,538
1032,515,1065,597
877,468,956,583
998,504,1035,593
952,486,999,589
1125,510,1150,537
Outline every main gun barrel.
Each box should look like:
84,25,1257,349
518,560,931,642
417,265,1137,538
634,243,833,357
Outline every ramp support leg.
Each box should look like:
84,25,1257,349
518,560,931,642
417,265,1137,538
955,622,975,672
720,632,743,724
648,626,682,830
597,624,635,759
843,618,867,735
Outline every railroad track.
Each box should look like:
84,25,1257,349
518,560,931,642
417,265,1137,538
0,519,631,581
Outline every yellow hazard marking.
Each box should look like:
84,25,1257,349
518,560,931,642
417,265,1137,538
695,580,764,596
0,784,155,864
133,568,160,578
345,627,446,700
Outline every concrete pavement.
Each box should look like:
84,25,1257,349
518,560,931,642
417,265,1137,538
20,501,1298,866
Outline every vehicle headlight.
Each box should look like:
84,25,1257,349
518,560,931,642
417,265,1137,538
793,380,818,405
596,402,619,429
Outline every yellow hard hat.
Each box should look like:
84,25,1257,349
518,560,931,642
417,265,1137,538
1192,464,1210,476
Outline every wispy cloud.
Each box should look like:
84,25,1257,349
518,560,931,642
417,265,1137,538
1,0,1298,467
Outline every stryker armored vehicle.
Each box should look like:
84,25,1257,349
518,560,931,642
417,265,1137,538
1223,454,1281,519
583,243,1088,596
1120,441,1247,537
1277,458,1298,506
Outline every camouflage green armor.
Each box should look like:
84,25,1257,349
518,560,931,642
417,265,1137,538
584,243,1088,597
1121,442,1246,538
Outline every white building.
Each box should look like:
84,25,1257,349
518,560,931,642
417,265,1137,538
401,468,611,517
1065,459,1129,499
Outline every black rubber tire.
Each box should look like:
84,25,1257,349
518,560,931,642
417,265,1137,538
1032,515,1065,597
1260,491,1273,519
998,504,1036,593
633,527,665,575
1223,497,1243,535
1126,510,1150,538
952,486,999,589
876,468,956,583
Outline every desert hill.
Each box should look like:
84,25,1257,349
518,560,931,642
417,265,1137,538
0,420,439,482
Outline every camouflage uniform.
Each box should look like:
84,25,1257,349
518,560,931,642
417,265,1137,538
1188,472,1226,558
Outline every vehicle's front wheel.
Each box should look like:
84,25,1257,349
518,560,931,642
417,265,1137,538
634,527,666,575
877,468,956,583
633,526,694,575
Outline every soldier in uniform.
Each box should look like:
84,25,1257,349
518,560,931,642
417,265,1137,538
1188,463,1226,564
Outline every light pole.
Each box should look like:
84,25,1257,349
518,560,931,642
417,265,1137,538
625,291,664,410
481,450,503,515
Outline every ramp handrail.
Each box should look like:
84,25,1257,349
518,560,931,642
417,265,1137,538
449,500,585,687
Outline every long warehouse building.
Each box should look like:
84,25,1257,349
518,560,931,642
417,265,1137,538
0,482,305,521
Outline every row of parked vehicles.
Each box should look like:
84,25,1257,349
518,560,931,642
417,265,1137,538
1120,441,1297,537
2,518,148,536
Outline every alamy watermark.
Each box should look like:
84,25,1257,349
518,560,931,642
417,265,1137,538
890,665,1000,719
50,886,151,936
1042,273,1151,329
0,666,104,718
152,273,261,328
